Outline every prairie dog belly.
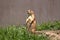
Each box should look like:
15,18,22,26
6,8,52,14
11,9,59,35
26,16,36,33
30,20,36,33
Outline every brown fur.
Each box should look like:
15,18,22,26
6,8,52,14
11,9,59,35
26,9,36,33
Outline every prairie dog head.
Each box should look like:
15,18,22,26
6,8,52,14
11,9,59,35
27,9,34,15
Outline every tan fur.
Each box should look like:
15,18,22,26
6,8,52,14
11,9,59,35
26,9,36,33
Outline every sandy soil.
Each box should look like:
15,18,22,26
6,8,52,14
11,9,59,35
35,30,60,40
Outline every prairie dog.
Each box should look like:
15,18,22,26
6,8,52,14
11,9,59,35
26,9,36,33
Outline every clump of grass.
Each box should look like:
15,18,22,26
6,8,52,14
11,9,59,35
0,25,49,40
37,21,60,31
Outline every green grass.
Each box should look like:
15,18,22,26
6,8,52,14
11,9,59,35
37,21,60,31
0,21,60,40
0,25,49,40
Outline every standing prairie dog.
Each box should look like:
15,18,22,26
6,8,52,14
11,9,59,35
26,9,36,33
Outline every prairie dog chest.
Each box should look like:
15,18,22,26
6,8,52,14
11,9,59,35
28,15,34,22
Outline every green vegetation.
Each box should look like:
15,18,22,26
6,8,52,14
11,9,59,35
0,21,60,40
37,21,60,30
0,25,49,40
